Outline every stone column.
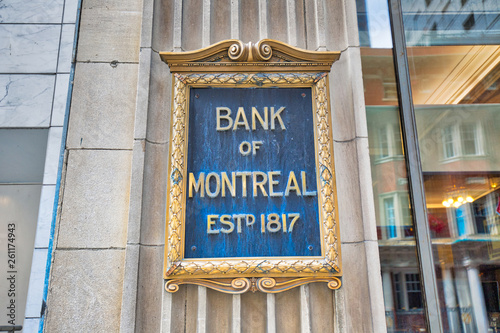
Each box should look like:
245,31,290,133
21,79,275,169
442,268,460,332
382,271,395,332
454,268,474,332
466,265,489,332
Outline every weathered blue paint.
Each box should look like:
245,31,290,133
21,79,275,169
185,87,321,258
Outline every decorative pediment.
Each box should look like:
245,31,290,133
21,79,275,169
160,39,340,73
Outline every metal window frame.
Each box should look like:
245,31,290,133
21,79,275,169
387,0,444,331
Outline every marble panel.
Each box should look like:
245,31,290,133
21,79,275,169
0,25,60,73
63,0,79,23
0,0,63,23
0,74,54,127
42,127,63,185
57,24,76,73
51,74,70,126
22,318,40,333
34,185,56,248
24,249,48,318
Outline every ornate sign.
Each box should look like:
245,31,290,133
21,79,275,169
161,40,342,294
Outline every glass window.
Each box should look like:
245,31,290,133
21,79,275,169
357,0,425,331
402,0,500,331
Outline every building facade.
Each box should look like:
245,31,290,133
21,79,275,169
1,0,499,332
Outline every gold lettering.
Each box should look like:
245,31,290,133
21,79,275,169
252,107,268,130
236,171,251,197
233,214,245,233
301,171,317,196
268,171,283,197
207,215,219,234
220,214,234,233
205,172,221,198
246,214,255,226
233,107,250,130
221,172,236,197
270,106,286,130
285,171,301,196
189,172,205,197
253,171,268,197
216,107,233,131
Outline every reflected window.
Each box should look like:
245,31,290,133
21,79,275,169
393,272,424,311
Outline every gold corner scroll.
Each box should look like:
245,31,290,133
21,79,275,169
160,39,340,73
165,277,341,294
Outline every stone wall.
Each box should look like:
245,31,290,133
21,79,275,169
44,0,387,332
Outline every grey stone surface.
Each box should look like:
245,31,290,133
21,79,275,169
210,0,231,45
151,0,174,52
119,244,140,333
364,240,388,332
140,0,154,48
181,0,204,51
334,140,364,243
239,1,260,43
344,0,361,48
134,47,152,140
146,53,171,144
135,245,165,332
356,137,379,241
267,0,288,42
127,139,146,244
348,46,369,138
140,141,168,245
66,62,137,149
44,249,125,333
329,51,357,142
58,149,132,248
77,0,142,62
324,0,347,51
340,241,374,333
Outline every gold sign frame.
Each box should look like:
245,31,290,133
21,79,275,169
161,40,342,294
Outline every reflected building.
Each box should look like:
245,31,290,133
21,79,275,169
360,0,500,331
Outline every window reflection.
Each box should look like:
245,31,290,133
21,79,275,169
403,0,500,331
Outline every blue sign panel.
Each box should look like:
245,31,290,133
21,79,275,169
185,87,320,259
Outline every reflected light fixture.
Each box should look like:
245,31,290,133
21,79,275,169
442,194,474,208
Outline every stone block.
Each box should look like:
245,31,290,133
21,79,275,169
135,245,164,333
126,139,146,244
329,50,356,142
44,249,125,333
339,241,372,332
151,0,174,52
334,140,364,243
77,0,142,62
58,149,132,248
145,53,171,144
356,137,379,242
119,244,140,333
134,48,151,140
140,141,168,245
66,62,137,149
